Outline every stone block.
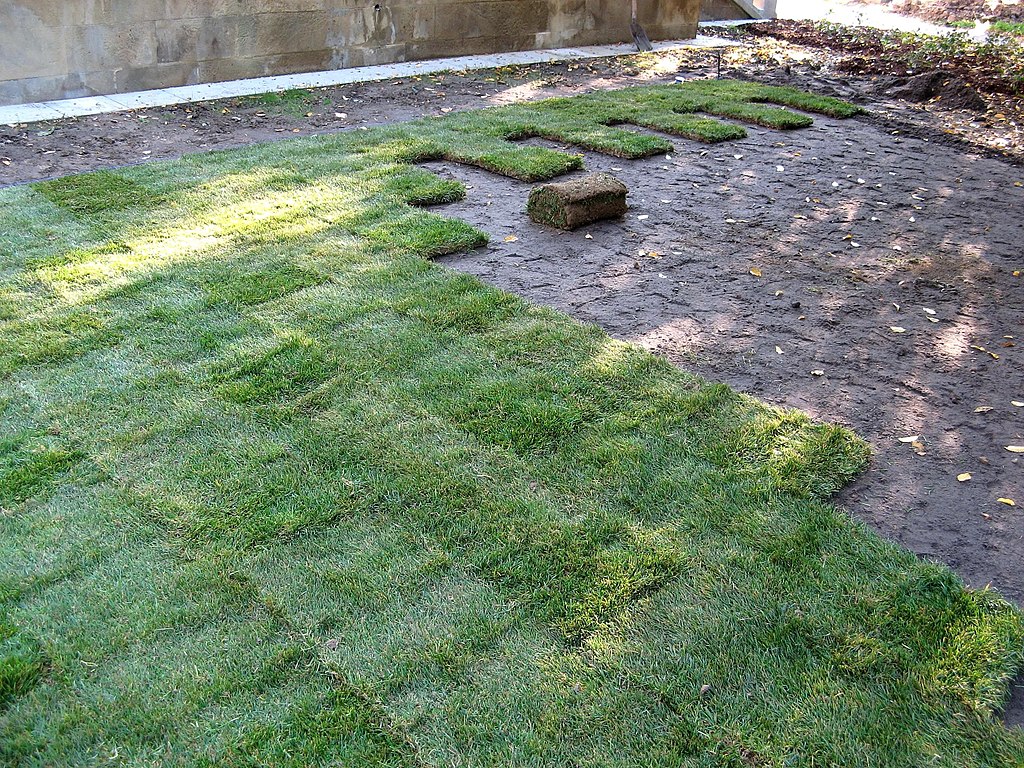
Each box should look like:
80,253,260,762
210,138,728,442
699,0,749,21
0,7,67,80
406,33,535,61
429,0,549,40
75,68,117,98
350,42,408,67
194,56,264,84
10,0,68,27
255,10,331,55
155,19,201,64
102,0,166,23
327,5,401,49
256,0,330,12
67,24,157,72
263,49,335,76
527,173,628,230
0,74,65,107
195,15,256,60
644,0,701,39
117,61,195,92
164,0,248,21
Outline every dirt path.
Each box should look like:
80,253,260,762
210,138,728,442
1,49,1022,724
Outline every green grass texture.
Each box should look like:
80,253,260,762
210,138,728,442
0,81,1021,767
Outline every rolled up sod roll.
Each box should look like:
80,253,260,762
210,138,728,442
527,173,628,230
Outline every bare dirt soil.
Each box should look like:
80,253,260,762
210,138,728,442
1,45,1022,724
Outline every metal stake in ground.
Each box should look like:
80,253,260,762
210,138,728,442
631,0,653,52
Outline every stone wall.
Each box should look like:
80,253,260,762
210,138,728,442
0,0,700,106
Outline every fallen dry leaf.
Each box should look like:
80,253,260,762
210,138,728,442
890,326,906,333
1006,446,1024,453
957,473,972,482
974,406,994,413
971,345,1000,360
997,498,1016,506
749,267,762,278
503,235,519,243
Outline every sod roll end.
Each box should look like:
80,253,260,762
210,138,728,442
527,173,628,230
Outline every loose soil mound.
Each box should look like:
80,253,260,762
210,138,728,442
887,70,989,109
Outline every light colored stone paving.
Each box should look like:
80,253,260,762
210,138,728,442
0,36,736,126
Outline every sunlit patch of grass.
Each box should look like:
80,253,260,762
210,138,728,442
0,83,1020,767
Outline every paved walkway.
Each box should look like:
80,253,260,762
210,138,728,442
0,37,733,126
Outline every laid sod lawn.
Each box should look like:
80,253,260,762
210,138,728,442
1,81,1022,766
